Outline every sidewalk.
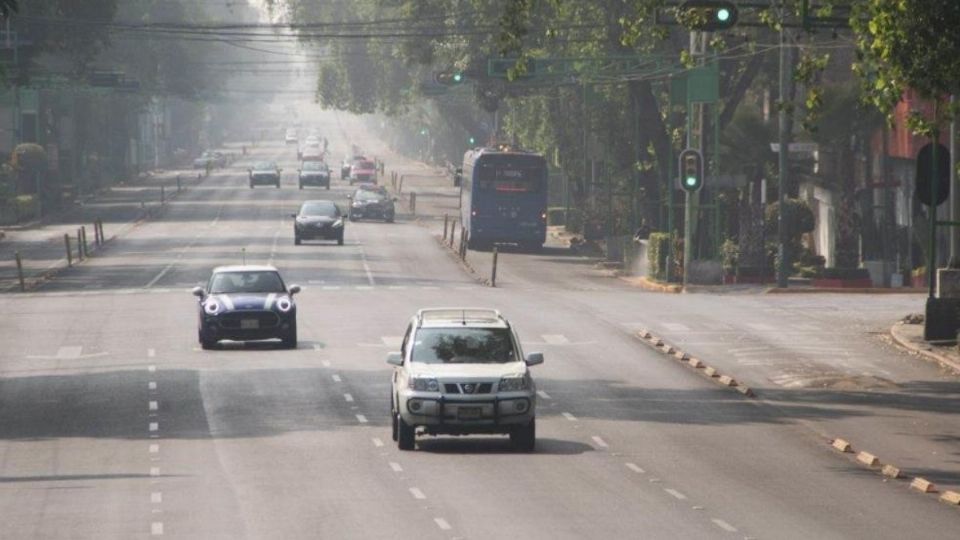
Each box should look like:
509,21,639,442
890,320,960,376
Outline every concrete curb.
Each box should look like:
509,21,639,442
889,322,960,375
766,286,926,294
433,234,489,287
619,276,682,293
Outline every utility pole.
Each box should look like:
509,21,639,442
776,15,792,288
949,95,958,263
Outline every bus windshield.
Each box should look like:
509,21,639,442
477,162,543,193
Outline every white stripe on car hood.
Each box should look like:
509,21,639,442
264,293,276,310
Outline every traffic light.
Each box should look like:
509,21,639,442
678,148,704,192
468,136,476,145
677,1,739,31
435,71,466,85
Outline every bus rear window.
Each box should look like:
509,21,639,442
478,165,543,193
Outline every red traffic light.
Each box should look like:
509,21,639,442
677,1,739,31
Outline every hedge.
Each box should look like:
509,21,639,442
647,232,671,281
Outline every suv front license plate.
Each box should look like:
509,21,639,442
457,406,482,420
241,319,259,329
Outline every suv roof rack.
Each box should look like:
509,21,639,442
416,308,503,326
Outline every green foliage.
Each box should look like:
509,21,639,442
647,232,671,281
720,238,738,273
852,0,960,128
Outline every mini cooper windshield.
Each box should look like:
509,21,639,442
209,271,286,294
412,328,516,364
300,201,339,217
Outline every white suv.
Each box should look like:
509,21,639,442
387,308,544,451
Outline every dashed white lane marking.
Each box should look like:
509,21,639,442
145,263,175,289
389,462,403,473
268,230,280,266
358,244,376,285
356,414,368,423
711,519,737,532
56,346,83,359
626,463,645,474
387,285,407,290
147,348,156,358
321,360,331,368
409,487,426,500
356,285,373,290
322,286,342,291
562,412,577,421
537,390,551,400
149,401,158,411
148,365,156,373
148,382,157,391
149,444,159,454
434,518,452,531
591,436,609,448
344,393,354,402
746,322,775,332
149,422,159,432
381,336,402,347
542,334,570,345
664,488,687,500
372,438,384,448
662,322,692,332
332,374,342,383
150,467,160,477
313,344,323,351
151,522,164,536
151,492,163,504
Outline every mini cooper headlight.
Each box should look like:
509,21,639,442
409,377,440,392
498,374,529,392
276,297,293,312
203,299,222,315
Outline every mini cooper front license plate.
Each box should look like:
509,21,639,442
457,406,481,420
241,319,259,329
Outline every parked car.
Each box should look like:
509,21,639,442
299,161,330,190
285,128,298,145
349,159,378,185
192,265,300,349
292,199,344,245
249,161,282,188
387,308,543,451
348,187,395,222
193,151,226,169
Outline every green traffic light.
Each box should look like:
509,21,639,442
468,137,476,145
453,73,463,83
685,176,697,187
717,8,730,22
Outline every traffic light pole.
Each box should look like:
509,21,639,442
683,190,693,287
776,21,791,288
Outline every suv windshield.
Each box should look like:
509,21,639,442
354,190,384,202
209,271,286,294
253,161,276,171
302,161,325,171
411,328,517,364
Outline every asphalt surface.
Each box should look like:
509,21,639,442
0,124,958,538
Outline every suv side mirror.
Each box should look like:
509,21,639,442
524,352,544,366
386,352,403,366
191,286,205,298
288,284,301,295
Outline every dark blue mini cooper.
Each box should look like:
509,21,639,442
192,265,301,349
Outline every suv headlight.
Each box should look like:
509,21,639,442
203,299,222,315
498,374,529,392
409,377,440,392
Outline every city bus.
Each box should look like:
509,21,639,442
460,145,548,251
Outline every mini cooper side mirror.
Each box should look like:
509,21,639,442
288,284,301,295
386,352,403,366
524,352,544,366
191,286,205,298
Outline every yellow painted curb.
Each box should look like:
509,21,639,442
882,464,902,479
688,358,704,368
704,366,718,377
856,451,880,467
673,350,689,360
910,477,937,493
718,375,738,387
831,438,852,453
940,491,960,505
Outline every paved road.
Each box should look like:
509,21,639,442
0,131,957,538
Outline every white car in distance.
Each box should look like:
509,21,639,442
387,308,543,451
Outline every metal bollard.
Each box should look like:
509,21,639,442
81,226,88,258
399,175,404,194
491,245,499,287
15,250,25,292
459,228,466,259
77,228,84,261
443,214,449,241
409,192,416,215
98,219,105,244
449,220,457,248
93,220,100,246
64,234,73,266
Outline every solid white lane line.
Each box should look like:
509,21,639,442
434,518,452,531
149,401,158,411
711,519,737,532
56,346,83,359
409,487,426,500
332,374,342,382
149,422,159,432
356,414,368,423
151,492,163,504
626,463,645,474
536,390,551,400
372,438,384,447
151,522,164,536
148,382,157,390
664,488,687,500
389,462,403,473
149,444,159,454
562,412,577,421
591,436,609,448
147,348,156,358
344,393,354,402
